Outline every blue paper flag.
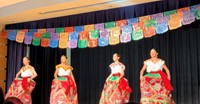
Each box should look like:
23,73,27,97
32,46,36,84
8,31,17,41
121,25,132,34
156,22,168,34
50,39,58,48
191,4,200,11
98,37,108,47
127,18,139,26
25,32,34,36
69,32,79,40
29,29,37,32
74,26,84,32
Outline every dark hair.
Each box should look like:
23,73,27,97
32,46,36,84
114,53,121,58
0,87,4,104
4,97,23,104
61,55,68,59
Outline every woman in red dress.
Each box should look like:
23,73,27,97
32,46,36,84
100,53,132,104
140,49,174,104
5,57,37,104
50,55,78,104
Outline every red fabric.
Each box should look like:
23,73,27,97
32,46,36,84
22,77,29,91
112,73,132,93
62,76,76,96
151,70,173,91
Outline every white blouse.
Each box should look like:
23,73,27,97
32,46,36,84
144,59,165,73
110,63,125,74
21,68,33,77
58,67,71,76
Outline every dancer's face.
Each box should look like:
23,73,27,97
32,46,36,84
150,49,158,58
61,56,67,64
113,54,119,62
23,57,29,65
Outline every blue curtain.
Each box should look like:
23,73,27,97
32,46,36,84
6,41,27,91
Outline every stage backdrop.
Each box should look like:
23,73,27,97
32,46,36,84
6,0,200,104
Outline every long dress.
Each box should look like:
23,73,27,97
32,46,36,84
100,62,132,104
50,65,78,104
140,59,174,104
5,67,36,104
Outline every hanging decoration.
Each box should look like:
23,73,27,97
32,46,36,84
32,37,41,46
16,32,25,43
1,4,200,49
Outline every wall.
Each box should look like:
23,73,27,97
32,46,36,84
0,24,7,93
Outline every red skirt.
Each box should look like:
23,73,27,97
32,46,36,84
50,76,78,104
5,78,36,104
140,71,174,104
100,73,132,104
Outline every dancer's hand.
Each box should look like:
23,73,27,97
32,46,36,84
106,78,109,82
116,79,120,83
28,78,30,82
140,76,144,80
168,76,171,80
55,78,59,84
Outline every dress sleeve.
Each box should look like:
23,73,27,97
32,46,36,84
69,66,73,71
121,64,125,70
144,60,148,65
109,63,113,68
56,64,60,69
160,59,165,66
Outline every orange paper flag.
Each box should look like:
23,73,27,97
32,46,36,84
84,24,94,31
16,32,25,43
60,33,69,40
133,22,145,31
109,35,119,45
59,39,68,48
116,20,127,27
168,19,182,30
38,29,46,33
109,27,121,37
139,15,151,22
79,31,89,40
143,26,156,38
88,39,98,48
170,12,183,20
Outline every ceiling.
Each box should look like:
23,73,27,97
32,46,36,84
0,0,160,25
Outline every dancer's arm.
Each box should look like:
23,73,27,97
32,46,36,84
163,64,171,80
54,66,59,80
140,64,147,80
30,67,37,80
15,68,22,79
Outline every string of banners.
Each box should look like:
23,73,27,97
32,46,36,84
1,4,200,49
